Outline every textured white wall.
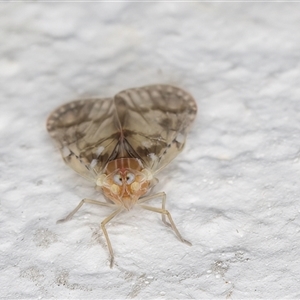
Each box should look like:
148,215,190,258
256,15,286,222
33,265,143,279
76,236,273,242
1,3,300,299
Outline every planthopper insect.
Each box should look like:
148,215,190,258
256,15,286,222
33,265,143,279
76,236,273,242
47,84,197,267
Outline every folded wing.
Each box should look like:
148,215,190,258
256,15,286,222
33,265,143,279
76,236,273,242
47,98,120,181
46,85,197,181
114,85,197,174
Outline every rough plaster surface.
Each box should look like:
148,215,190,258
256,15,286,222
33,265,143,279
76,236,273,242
1,3,300,299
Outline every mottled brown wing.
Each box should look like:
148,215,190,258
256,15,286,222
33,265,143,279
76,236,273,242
114,85,197,174
46,98,120,181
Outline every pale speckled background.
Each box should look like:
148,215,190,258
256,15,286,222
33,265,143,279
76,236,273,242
1,2,300,299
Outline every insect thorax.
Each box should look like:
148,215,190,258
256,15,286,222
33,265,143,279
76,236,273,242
96,158,153,210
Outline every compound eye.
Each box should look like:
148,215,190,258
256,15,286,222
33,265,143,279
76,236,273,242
113,174,123,186
126,173,135,184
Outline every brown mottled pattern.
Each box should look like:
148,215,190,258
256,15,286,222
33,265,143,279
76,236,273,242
46,85,197,180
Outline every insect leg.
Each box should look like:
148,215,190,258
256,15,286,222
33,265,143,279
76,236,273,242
100,207,124,268
57,199,115,223
139,203,192,246
138,192,171,227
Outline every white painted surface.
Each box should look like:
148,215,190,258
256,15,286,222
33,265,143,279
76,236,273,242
1,3,300,299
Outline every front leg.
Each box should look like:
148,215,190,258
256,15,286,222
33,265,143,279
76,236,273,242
100,207,123,268
137,193,192,246
57,198,123,268
137,192,170,227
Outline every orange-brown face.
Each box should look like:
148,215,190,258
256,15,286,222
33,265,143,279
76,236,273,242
96,158,152,210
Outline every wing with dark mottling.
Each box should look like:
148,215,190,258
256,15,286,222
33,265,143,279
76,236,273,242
114,85,197,174
46,98,120,181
